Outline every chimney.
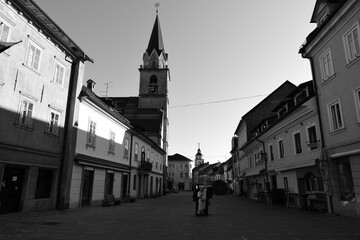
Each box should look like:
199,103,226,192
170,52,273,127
232,136,238,150
86,79,96,91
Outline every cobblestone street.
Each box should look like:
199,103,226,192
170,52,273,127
1,192,360,240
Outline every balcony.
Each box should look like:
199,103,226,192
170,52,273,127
139,160,153,174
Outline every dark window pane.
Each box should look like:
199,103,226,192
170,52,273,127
35,170,52,199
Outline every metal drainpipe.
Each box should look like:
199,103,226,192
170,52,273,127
57,58,80,210
305,55,333,214
128,132,134,197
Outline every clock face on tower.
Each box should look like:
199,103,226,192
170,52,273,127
149,85,157,94
149,75,158,94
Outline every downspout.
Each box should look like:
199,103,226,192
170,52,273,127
57,54,92,210
57,58,81,210
304,55,333,214
128,131,134,197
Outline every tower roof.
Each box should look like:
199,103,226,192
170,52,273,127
146,15,164,55
196,148,202,157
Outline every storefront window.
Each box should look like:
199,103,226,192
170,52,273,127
105,171,114,195
304,172,324,192
337,157,355,201
35,170,52,199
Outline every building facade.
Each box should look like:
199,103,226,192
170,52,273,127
69,80,165,208
300,0,360,217
168,153,192,191
233,80,325,209
232,81,298,198
0,0,92,213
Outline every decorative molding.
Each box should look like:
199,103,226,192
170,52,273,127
48,104,63,113
0,10,16,26
19,90,38,102
27,34,46,50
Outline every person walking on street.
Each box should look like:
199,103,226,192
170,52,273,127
197,186,207,215
192,185,200,216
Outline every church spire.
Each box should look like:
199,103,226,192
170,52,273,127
146,14,164,56
142,11,168,69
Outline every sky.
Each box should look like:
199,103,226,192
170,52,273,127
35,0,317,164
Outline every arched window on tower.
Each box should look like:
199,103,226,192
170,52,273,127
149,75,158,94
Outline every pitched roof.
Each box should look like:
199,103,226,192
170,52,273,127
100,97,163,134
146,15,164,55
11,0,93,62
168,153,192,162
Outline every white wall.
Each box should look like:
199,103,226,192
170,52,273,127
69,164,82,208
76,99,129,165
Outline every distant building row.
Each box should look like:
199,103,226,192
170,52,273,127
231,0,360,218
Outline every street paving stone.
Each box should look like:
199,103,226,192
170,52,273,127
1,192,360,240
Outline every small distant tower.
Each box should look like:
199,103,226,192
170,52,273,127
195,143,204,166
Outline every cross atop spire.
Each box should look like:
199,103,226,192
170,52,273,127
155,2,160,15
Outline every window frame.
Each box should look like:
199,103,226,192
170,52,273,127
283,176,289,192
124,138,129,158
354,87,360,123
319,48,335,82
336,157,355,201
141,147,145,162
35,169,53,199
47,110,60,136
108,130,115,154
104,170,114,195
134,142,139,161
306,124,319,150
343,22,360,64
328,99,345,132
268,143,274,161
0,21,10,42
278,139,285,159
86,119,96,148
293,131,302,155
17,97,35,128
52,60,66,87
25,38,43,72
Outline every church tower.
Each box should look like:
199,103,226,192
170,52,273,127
195,144,204,167
138,10,169,152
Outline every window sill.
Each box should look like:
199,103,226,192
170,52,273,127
50,80,64,89
308,147,320,151
329,127,346,136
321,74,336,86
44,132,59,138
345,56,360,69
108,151,115,156
22,63,41,76
14,123,33,131
86,144,96,150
